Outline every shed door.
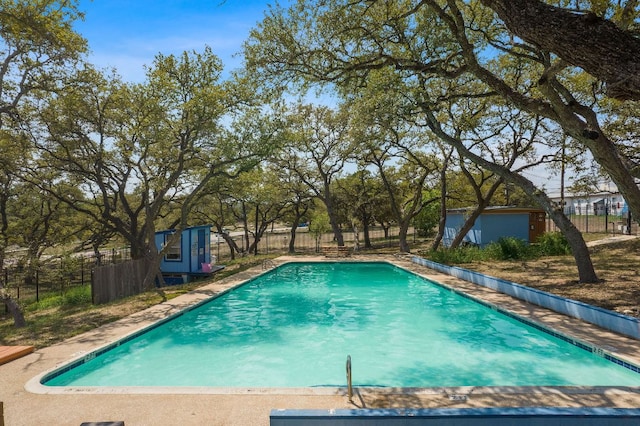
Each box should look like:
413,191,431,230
529,212,546,243
197,229,206,265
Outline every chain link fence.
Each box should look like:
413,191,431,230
546,213,638,235
210,226,406,261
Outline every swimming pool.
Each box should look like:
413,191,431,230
42,261,640,388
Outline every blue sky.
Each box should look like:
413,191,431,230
75,0,289,82
72,1,563,191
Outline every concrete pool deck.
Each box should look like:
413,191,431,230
1,255,640,425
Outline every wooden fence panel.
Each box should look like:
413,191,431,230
91,258,149,304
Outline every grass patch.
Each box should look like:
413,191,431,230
0,290,164,348
534,232,572,256
424,246,488,264
25,285,93,311
424,233,572,264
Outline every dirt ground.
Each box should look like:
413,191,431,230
461,236,640,318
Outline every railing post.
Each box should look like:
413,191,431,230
346,355,353,403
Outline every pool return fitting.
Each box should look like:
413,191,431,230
346,355,353,402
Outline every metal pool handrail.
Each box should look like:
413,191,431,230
346,355,353,402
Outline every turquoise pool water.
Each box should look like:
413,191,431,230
44,262,640,388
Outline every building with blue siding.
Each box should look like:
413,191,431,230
444,206,546,248
155,225,221,284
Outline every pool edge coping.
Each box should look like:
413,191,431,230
23,255,640,397
410,256,640,340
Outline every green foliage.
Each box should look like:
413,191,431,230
62,285,92,305
425,246,487,264
29,285,92,311
54,254,81,287
485,237,534,260
427,234,570,264
414,202,440,238
535,232,572,256
308,210,331,239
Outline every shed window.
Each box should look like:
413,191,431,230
165,234,182,261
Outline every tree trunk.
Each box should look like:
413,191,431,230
352,222,360,251
381,223,390,239
442,2,640,230
546,208,597,283
141,250,162,291
362,220,372,248
398,221,411,253
449,208,483,249
128,236,149,261
325,202,345,246
449,178,503,248
514,189,597,282
536,80,640,230
431,152,450,251
481,0,640,100
288,224,297,253
1,285,26,328
432,215,446,251
222,234,239,260
0,188,8,272
254,205,260,256
423,110,599,283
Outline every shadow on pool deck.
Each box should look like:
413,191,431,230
1,255,640,426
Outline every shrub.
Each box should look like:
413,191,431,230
426,246,486,264
414,202,440,238
485,237,533,260
29,285,92,311
424,233,572,265
62,285,92,306
535,232,572,256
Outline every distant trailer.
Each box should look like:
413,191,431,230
155,225,224,285
444,206,546,248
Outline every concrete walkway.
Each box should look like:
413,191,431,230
1,255,640,425
586,234,637,247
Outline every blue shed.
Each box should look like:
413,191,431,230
443,206,546,248
155,225,221,284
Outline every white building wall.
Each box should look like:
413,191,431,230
551,192,627,216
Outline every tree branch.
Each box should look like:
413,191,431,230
481,0,640,100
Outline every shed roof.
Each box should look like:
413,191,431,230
447,206,545,214
155,224,212,235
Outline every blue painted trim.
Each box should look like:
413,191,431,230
271,407,640,418
270,407,640,425
411,256,640,340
